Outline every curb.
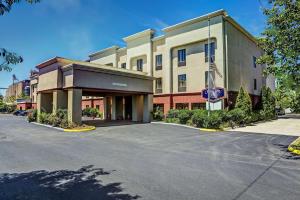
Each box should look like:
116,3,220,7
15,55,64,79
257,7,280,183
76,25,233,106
288,137,300,155
151,121,224,132
31,122,64,131
64,126,96,132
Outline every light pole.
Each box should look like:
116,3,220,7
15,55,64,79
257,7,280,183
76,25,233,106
207,18,211,116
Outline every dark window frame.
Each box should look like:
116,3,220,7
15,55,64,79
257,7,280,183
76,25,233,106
155,78,163,94
121,63,126,69
253,56,257,68
254,78,257,90
137,59,143,71
155,54,163,70
178,74,187,92
178,49,186,67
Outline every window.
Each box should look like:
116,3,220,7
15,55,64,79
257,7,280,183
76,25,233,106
254,78,257,90
178,74,187,92
191,103,206,110
156,55,162,70
178,49,186,66
205,42,215,63
137,59,143,71
175,103,189,110
253,56,257,68
155,78,162,93
121,63,126,69
205,71,215,88
86,105,89,108
96,105,100,110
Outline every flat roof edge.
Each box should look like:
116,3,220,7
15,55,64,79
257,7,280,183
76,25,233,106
163,9,227,32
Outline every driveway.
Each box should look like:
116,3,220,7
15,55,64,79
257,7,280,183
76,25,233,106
0,114,300,200
231,114,300,136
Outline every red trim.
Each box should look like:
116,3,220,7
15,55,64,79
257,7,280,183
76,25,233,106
36,57,63,69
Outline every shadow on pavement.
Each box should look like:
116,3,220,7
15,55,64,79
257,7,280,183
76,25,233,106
0,165,140,200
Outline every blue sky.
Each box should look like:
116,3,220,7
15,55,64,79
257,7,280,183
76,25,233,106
0,0,268,94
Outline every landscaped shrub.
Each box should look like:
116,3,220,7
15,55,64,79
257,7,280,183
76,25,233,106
235,87,252,114
178,109,193,124
203,112,222,129
226,108,246,128
261,86,276,120
82,107,102,118
165,117,180,124
291,92,300,113
166,109,180,119
191,110,207,127
152,109,164,121
27,109,37,122
249,110,262,123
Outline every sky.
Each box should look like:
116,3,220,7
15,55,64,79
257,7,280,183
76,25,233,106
0,0,268,95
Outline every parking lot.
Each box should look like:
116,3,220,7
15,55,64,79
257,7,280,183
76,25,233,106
0,114,300,200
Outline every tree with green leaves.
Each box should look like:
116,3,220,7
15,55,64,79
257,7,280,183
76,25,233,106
257,0,300,92
0,0,40,72
261,86,276,119
235,87,252,114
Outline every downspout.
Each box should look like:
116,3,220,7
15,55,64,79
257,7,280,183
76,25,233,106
170,48,174,109
223,17,229,108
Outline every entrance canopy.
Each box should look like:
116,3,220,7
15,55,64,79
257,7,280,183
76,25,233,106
36,57,154,124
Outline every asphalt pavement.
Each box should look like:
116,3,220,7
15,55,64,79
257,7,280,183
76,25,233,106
0,114,299,200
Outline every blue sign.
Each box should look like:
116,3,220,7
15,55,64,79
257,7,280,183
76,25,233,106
202,88,225,102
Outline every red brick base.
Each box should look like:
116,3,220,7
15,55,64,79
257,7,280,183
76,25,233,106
154,93,208,116
17,103,35,110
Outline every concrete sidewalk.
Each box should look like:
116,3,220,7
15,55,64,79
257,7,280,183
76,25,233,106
231,114,300,136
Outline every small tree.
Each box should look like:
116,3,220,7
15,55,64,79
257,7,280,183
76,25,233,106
291,92,300,113
235,87,252,114
261,86,276,120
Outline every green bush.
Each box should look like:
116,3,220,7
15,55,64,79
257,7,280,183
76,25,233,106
249,110,262,123
203,112,222,129
191,110,207,128
235,87,252,114
27,109,37,122
226,108,246,128
152,109,164,121
178,109,193,124
165,117,180,124
166,109,180,119
82,107,102,118
37,109,72,128
261,86,276,120
291,92,300,113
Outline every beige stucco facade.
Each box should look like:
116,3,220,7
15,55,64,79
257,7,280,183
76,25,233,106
34,9,275,122
88,10,274,106
35,58,154,124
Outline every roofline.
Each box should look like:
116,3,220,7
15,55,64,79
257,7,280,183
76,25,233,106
152,35,165,42
89,45,120,58
36,57,64,69
123,29,155,42
163,9,227,32
224,16,258,44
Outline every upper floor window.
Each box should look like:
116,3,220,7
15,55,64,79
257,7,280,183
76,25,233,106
156,55,162,70
137,59,143,71
121,63,126,69
178,49,186,67
155,78,162,94
178,74,187,92
205,42,215,63
253,56,257,68
254,78,257,90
